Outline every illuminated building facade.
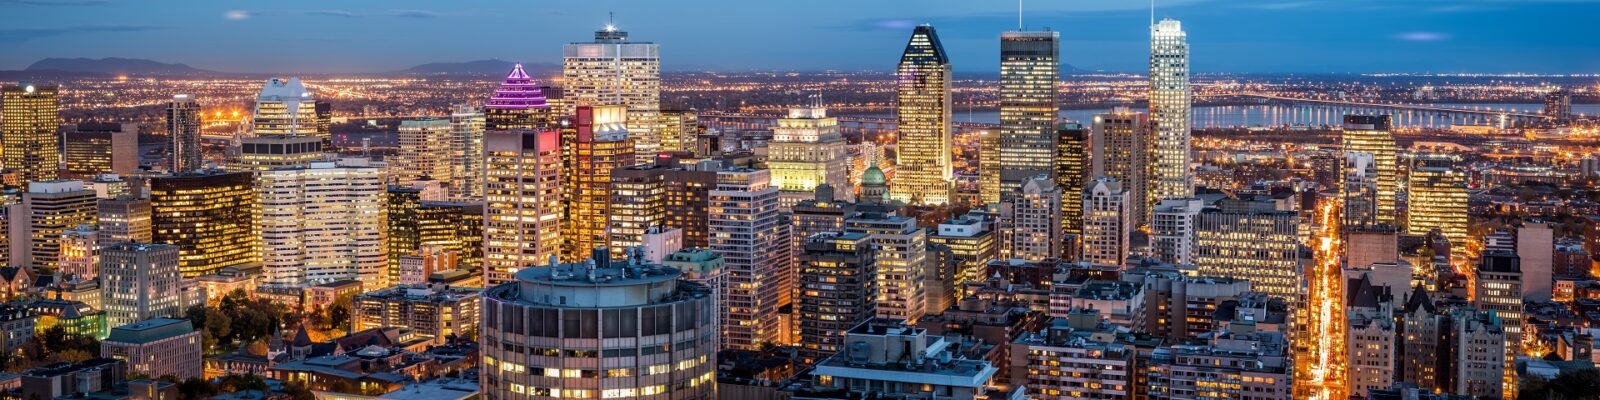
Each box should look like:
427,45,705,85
658,106,698,153
1342,152,1380,228
1056,123,1089,239
891,25,953,206
251,77,321,137
1150,197,1203,266
929,215,996,286
449,105,486,200
1091,109,1151,222
387,186,484,283
1081,177,1131,266
353,284,480,345
1473,251,1520,399
59,227,97,280
1341,115,1398,226
1407,155,1468,256
149,172,258,277
167,94,203,173
23,180,97,271
607,165,666,257
564,23,662,164
1194,205,1303,303
100,243,183,328
97,197,152,245
978,130,1001,205
480,261,716,400
2,84,61,183
483,129,562,287
62,123,138,179
769,103,850,208
563,105,635,261
796,232,876,365
485,64,552,131
709,168,788,350
845,212,927,323
257,162,386,290
998,31,1059,194
228,135,329,171
1149,18,1193,201
1010,176,1063,262
396,118,454,187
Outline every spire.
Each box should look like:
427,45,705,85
485,63,549,110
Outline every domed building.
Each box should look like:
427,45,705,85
860,165,889,203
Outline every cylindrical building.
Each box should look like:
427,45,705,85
481,258,716,399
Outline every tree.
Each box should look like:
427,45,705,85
282,380,316,400
327,294,353,331
176,376,218,400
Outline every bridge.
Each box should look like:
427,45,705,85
1216,93,1551,127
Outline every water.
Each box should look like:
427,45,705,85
848,103,1600,129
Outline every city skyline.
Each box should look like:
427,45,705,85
2,0,1598,74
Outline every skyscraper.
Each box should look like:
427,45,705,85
97,197,152,245
482,129,562,287
1343,152,1380,228
845,211,927,322
449,105,487,201
100,243,183,328
22,181,97,271
979,130,1001,204
1150,18,1193,202
564,21,662,164
484,64,552,131
658,105,699,153
1009,176,1063,262
562,105,635,261
1081,177,1131,265
2,84,61,183
1407,154,1468,256
607,165,667,255
1342,115,1398,226
396,118,454,187
769,102,851,208
1150,197,1203,265
167,94,203,173
1194,200,1303,303
708,168,786,350
149,172,258,278
251,77,321,137
257,162,386,290
1474,251,1521,399
998,31,1060,194
1056,123,1090,240
892,25,953,206
1091,109,1152,222
796,232,877,365
62,123,138,179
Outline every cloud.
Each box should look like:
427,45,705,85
0,25,167,42
1394,31,1451,42
0,0,110,5
305,9,442,19
224,10,255,20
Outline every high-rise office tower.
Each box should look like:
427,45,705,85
484,64,552,131
396,118,454,187
845,210,927,322
929,214,997,285
770,102,851,208
1194,200,1303,304
708,168,787,350
227,135,330,171
97,197,152,245
796,232,877,365
1408,154,1468,256
449,105,486,200
2,84,61,183
62,123,138,179
1081,177,1131,265
22,181,97,271
1091,109,1152,222
167,94,203,173
979,130,1002,204
100,243,183,328
1343,152,1380,228
1149,18,1193,201
1056,123,1090,240
479,260,717,400
562,105,635,261
998,31,1060,194
892,25,953,206
1342,115,1398,226
1009,176,1063,262
149,172,258,277
385,188,483,282
1150,197,1203,265
251,77,321,137
607,165,666,255
564,22,662,164
603,158,721,249
1474,250,1521,400
483,129,562,287
257,162,386,290
658,105,699,153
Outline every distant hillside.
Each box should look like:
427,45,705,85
25,57,219,76
395,59,560,76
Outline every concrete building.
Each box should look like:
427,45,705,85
61,123,138,179
1149,197,1202,265
1149,18,1193,202
1010,310,1134,399
257,162,386,290
1341,115,1398,226
709,168,790,350
564,23,662,164
396,118,455,187
228,135,330,172
1347,276,1397,397
100,318,202,380
770,103,851,208
1194,202,1303,304
1010,176,1063,262
100,243,183,328
929,215,998,287
2,84,61,183
1447,308,1506,398
845,211,927,323
1081,177,1131,266
797,232,877,365
1091,109,1151,222
1146,320,1292,399
21,180,97,271
96,197,151,245
807,318,1006,400
482,129,562,287
1518,221,1554,302
353,284,480,345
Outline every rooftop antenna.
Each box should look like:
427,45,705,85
1018,0,1024,31
1150,0,1156,26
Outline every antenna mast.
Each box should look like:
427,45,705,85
1018,0,1024,30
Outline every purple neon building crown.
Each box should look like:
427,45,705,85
485,63,550,110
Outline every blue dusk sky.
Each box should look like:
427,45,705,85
0,0,1596,74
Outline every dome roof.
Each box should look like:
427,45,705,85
862,165,886,185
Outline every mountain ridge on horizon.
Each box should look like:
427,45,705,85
7,57,1111,78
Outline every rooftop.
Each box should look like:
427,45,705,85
107,318,194,344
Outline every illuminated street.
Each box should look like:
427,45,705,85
1295,198,1348,400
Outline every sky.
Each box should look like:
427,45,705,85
0,0,1597,74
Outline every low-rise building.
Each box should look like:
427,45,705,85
352,284,481,344
802,318,1017,400
100,318,203,380
1010,309,1134,399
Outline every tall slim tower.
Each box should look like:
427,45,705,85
796,232,877,365
448,105,486,200
100,243,183,328
564,20,662,164
892,25,953,206
396,118,454,187
1091,109,1152,222
1056,123,1090,240
1149,18,1193,201
484,64,552,131
482,129,562,287
1081,177,1131,265
562,105,634,261
1010,176,1064,261
1407,155,1468,256
167,94,203,173
2,84,61,183
1341,115,1398,226
708,168,787,350
251,77,321,137
979,130,1002,204
998,31,1060,194
770,101,850,208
